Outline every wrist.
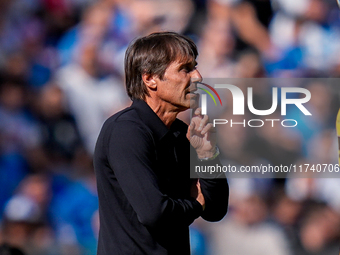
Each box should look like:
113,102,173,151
197,146,220,161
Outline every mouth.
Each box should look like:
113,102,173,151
186,89,198,97
186,83,198,94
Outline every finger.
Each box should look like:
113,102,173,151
188,121,196,138
196,180,201,191
194,108,201,116
186,124,191,140
191,121,196,131
198,114,209,131
201,123,215,135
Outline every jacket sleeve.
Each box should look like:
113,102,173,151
192,153,229,222
199,170,229,221
106,121,203,229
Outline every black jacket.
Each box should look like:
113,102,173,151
94,99,229,255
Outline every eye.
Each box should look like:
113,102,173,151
181,65,196,73
182,67,191,73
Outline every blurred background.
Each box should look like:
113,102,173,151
0,0,339,254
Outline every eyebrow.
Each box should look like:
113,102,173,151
178,60,197,70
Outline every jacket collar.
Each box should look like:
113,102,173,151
132,99,170,142
132,99,187,142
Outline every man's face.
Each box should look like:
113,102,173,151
154,58,202,111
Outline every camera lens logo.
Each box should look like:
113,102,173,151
197,82,223,114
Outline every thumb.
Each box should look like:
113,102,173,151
186,122,196,139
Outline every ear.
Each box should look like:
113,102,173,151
142,73,157,90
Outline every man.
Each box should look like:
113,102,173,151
94,32,229,255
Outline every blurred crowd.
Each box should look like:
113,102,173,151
0,0,339,254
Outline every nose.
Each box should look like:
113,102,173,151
191,69,202,83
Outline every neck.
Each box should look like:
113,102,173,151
145,97,178,128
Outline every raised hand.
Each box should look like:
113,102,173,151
186,108,217,159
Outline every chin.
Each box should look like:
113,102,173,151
189,98,199,109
